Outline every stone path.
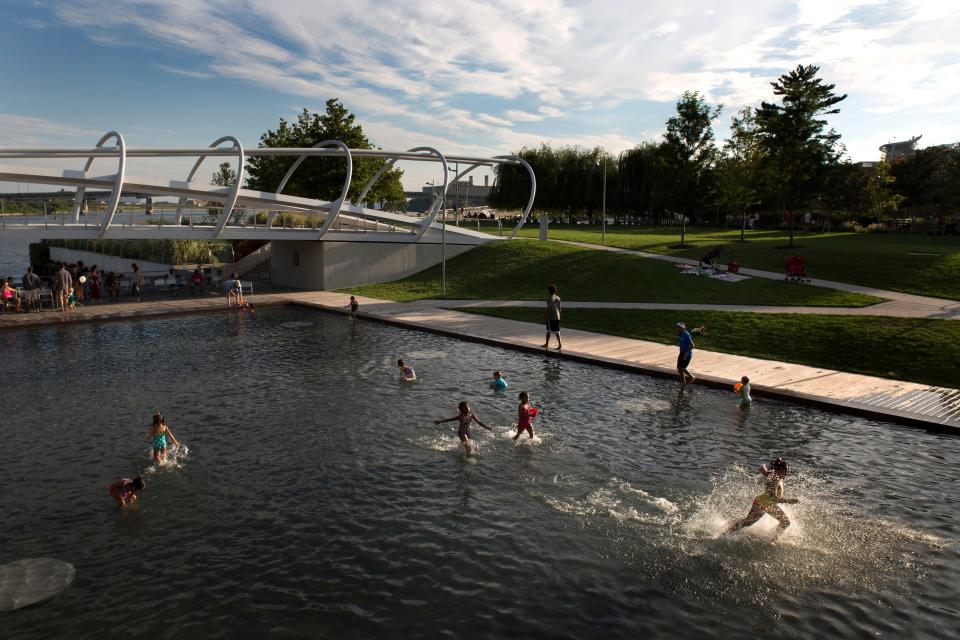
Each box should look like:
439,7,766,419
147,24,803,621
2,290,957,433
551,239,960,319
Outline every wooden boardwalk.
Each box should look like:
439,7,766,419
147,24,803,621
3,290,958,434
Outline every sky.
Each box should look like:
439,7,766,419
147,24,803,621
0,0,958,191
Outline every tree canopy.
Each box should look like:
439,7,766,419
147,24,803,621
245,99,406,211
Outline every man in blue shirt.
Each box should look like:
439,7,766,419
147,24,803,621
676,321,704,384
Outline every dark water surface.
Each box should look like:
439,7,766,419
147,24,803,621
1,308,957,639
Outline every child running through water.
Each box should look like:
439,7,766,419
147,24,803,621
513,391,538,440
346,295,359,319
150,411,179,465
108,477,145,509
435,401,491,455
725,457,799,539
398,358,416,381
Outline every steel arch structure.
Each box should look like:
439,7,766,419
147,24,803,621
0,132,536,246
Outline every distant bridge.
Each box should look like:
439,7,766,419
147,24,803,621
0,132,536,247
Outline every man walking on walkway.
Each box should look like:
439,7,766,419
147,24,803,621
543,283,562,351
55,263,72,311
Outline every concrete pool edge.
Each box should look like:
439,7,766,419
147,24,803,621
1,290,957,435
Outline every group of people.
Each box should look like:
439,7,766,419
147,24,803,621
108,411,180,509
1,260,133,313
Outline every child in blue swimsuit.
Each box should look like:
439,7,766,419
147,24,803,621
150,411,179,465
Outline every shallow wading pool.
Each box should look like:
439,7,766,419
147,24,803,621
1,307,958,638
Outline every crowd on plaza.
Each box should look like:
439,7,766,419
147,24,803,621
0,260,241,313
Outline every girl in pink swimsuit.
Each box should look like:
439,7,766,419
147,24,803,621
435,401,491,451
513,392,538,440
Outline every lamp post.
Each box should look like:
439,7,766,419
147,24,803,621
597,156,607,243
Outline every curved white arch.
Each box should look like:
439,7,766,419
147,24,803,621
497,155,537,240
410,147,449,242
268,140,352,239
76,131,127,240
174,136,244,233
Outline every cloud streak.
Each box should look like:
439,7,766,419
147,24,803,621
25,0,960,163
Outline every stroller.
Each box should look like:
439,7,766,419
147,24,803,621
784,255,810,283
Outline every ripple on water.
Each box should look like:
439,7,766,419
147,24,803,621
0,307,957,639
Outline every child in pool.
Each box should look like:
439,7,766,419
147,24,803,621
726,458,798,538
398,358,416,381
435,401,491,453
346,296,359,319
109,476,145,509
490,370,508,390
738,376,752,408
150,411,179,465
513,391,536,440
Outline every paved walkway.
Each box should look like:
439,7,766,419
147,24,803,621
6,291,953,432
552,239,960,319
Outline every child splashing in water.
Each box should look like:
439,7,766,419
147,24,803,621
435,402,491,455
513,391,537,440
725,457,799,539
150,411,179,466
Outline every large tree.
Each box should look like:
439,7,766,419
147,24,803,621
246,99,405,211
717,107,763,240
755,64,847,246
660,91,722,243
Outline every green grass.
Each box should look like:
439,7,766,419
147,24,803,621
459,307,960,389
509,225,960,300
346,241,882,306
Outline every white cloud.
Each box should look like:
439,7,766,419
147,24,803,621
23,0,960,177
155,64,212,80
0,113,101,145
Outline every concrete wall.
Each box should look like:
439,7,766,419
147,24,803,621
271,240,476,290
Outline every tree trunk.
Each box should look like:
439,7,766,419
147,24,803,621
788,210,794,248
740,209,746,241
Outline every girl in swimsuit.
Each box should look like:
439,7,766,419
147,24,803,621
108,477,145,509
150,411,179,466
435,401,491,453
397,358,416,381
513,391,536,440
726,457,798,538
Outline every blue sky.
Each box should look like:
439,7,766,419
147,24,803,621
1,0,958,189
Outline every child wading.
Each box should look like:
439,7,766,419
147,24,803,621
150,411,179,465
513,392,537,440
109,477,145,509
435,401,491,454
726,457,799,539
398,358,416,381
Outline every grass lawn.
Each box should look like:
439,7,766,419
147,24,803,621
509,224,960,300
459,307,960,389
345,241,881,306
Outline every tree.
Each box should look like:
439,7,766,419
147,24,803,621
245,99,405,211
755,64,847,247
661,91,722,244
717,107,763,241
862,160,905,223
891,146,960,220
211,162,237,187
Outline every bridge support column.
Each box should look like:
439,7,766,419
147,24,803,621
270,240,475,291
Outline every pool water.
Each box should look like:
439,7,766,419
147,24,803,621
1,308,957,638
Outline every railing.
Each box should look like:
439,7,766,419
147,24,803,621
229,242,272,279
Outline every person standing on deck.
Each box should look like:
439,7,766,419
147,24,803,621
543,283,562,351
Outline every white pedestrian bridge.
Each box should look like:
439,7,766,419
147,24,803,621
0,133,536,289
0,132,535,244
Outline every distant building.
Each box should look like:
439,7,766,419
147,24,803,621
879,135,922,162
405,175,492,212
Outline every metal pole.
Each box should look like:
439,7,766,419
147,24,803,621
602,156,607,244
441,206,446,296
